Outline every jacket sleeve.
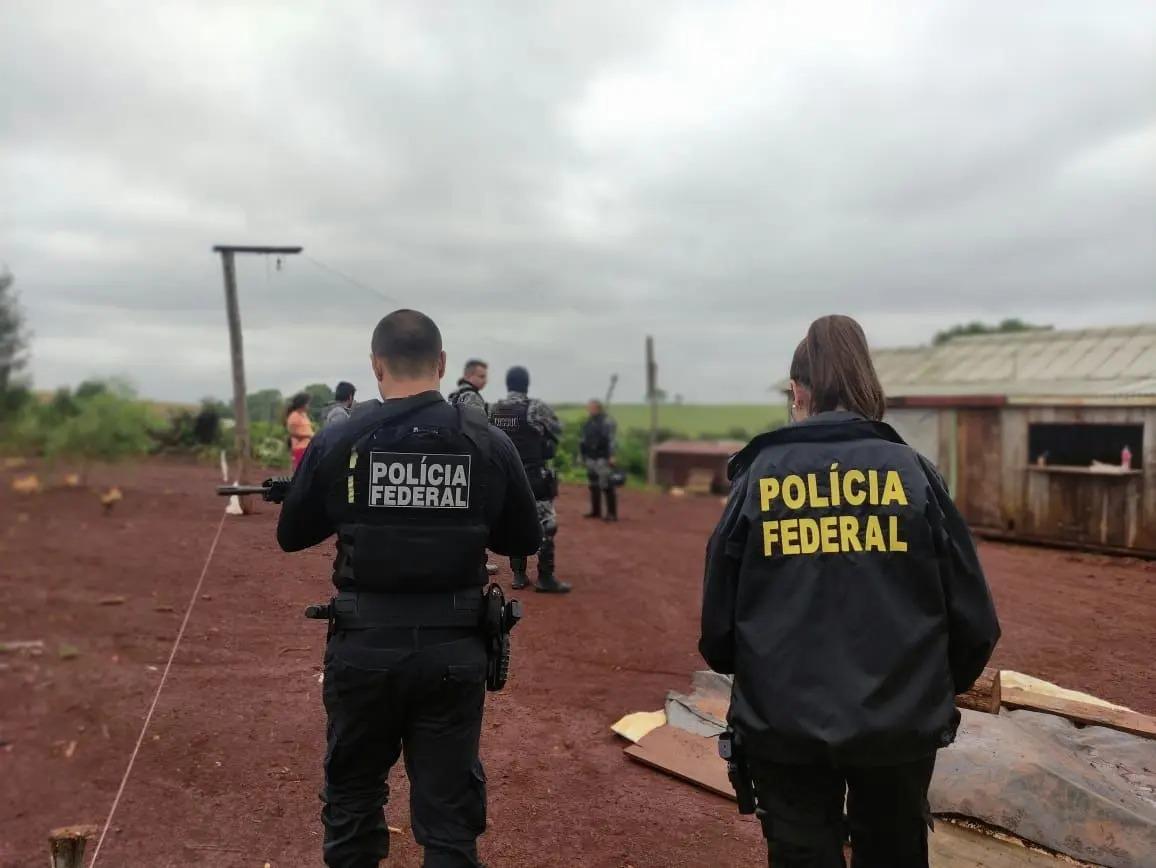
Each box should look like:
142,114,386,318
921,457,1001,693
276,438,336,552
487,430,543,557
698,470,750,675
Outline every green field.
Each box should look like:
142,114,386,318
555,403,786,439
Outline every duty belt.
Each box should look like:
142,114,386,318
307,589,485,630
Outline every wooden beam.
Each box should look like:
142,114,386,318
1002,686,1156,740
49,825,99,868
956,668,1001,714
211,245,303,254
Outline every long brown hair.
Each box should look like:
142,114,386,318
789,315,886,420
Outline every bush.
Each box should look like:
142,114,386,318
44,388,156,466
251,419,290,469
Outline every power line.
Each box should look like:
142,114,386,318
303,254,401,304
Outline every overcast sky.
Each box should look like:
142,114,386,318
2,1,1153,405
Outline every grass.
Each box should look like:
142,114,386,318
554,403,787,438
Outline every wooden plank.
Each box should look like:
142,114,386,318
623,727,1070,866
1002,686,1156,740
623,725,733,799
957,668,1001,714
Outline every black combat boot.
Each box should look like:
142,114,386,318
583,485,602,519
509,557,532,590
603,486,618,522
534,537,571,594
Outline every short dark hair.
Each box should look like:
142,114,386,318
334,381,356,402
463,358,487,375
789,315,886,420
371,309,443,378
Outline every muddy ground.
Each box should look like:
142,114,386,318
2,460,1154,867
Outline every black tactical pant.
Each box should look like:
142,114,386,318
749,754,936,868
321,627,489,868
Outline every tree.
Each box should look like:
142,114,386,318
0,266,29,394
301,382,336,423
933,318,1051,346
246,388,285,424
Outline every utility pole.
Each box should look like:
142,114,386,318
645,335,658,485
604,373,619,407
213,245,303,513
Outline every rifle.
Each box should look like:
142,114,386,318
216,476,293,504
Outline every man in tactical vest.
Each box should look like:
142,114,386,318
447,358,489,414
489,366,572,594
276,310,542,868
580,399,618,521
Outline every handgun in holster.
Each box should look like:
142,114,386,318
304,598,335,639
481,583,522,692
718,728,757,815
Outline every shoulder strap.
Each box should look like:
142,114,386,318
457,403,492,462
316,392,446,485
728,418,908,480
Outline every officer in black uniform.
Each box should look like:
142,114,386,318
277,309,541,868
700,315,1000,868
579,399,618,521
447,358,488,414
489,367,571,593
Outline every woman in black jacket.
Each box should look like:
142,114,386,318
700,315,1000,868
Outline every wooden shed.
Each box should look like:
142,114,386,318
867,325,1156,555
652,440,746,494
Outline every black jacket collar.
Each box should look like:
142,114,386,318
728,411,907,480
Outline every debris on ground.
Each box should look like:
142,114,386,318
99,486,123,514
58,644,80,660
615,670,1156,867
98,596,127,606
11,474,41,495
0,640,45,655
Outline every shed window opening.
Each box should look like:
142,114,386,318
1028,423,1143,471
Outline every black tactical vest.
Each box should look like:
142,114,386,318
581,415,611,459
327,405,491,593
490,400,545,468
448,381,483,409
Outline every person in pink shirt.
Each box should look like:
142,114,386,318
285,392,314,471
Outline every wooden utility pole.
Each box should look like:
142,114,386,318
646,335,658,484
213,245,303,512
604,373,619,407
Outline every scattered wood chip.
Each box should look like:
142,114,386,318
0,640,44,655
64,740,77,759
154,605,175,613
200,594,212,601
2,457,28,470
58,644,80,660
98,596,127,606
11,474,41,495
388,826,403,835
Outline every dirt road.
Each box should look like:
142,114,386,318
1,461,1153,866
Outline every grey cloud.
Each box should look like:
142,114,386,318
2,0,1153,405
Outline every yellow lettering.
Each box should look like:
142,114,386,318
798,518,820,554
839,515,863,551
762,520,779,556
864,515,886,551
759,477,780,512
881,471,908,506
889,515,908,552
806,473,829,508
868,469,880,505
819,516,840,552
843,469,866,506
782,476,806,509
780,518,800,555
829,463,841,506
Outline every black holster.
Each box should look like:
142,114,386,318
719,729,757,815
480,583,522,691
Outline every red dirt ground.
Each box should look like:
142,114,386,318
2,460,1154,867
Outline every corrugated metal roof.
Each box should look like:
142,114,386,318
871,325,1156,400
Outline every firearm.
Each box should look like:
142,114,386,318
216,476,293,504
718,729,757,815
481,583,523,692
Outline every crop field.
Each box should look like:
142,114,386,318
554,403,787,438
